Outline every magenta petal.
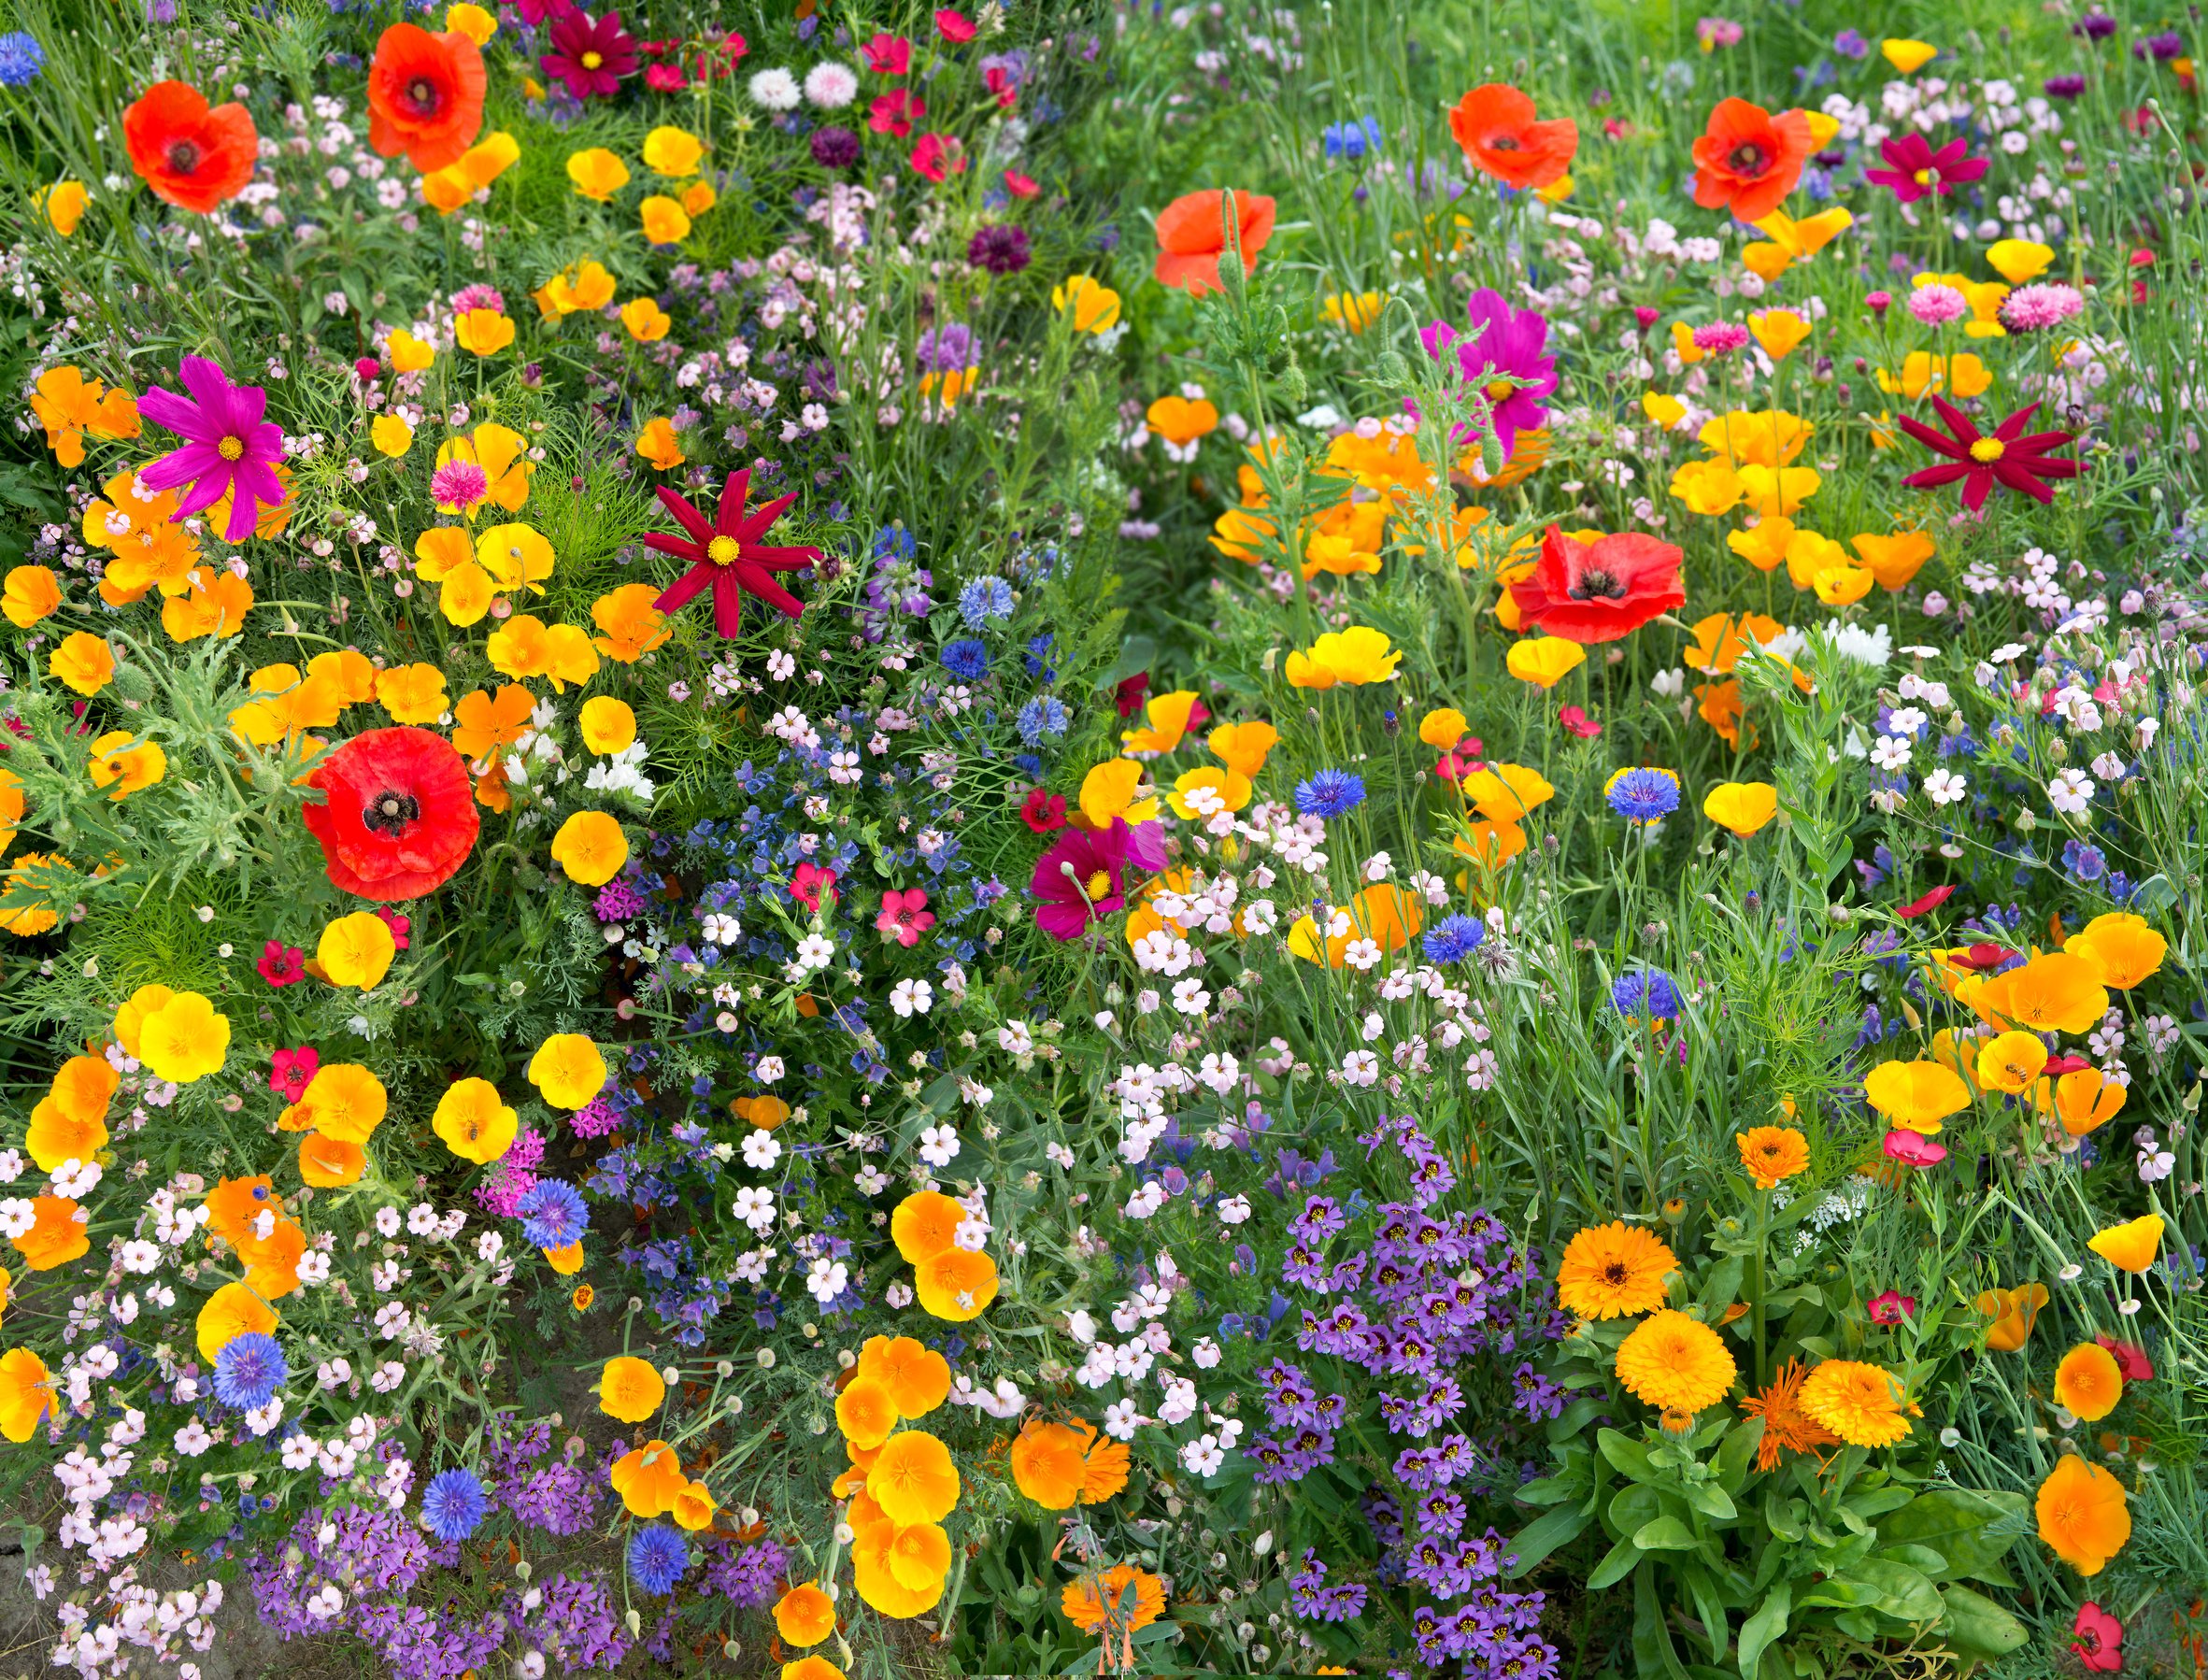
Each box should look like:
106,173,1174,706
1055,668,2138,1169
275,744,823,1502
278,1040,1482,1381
137,385,207,439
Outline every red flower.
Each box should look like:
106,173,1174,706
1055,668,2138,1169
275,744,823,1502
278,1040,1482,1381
1020,788,1069,833
122,81,259,215
646,470,821,638
1446,83,1577,192
1153,188,1276,297
269,1047,320,1104
1882,1129,1947,1167
1894,885,1957,919
1558,705,1603,738
1898,396,2081,513
2094,1333,2155,1383
1690,98,1813,222
542,8,638,102
2071,1602,2123,1673
1114,673,1151,719
1947,941,2012,970
1004,169,1039,199
302,726,480,901
2044,1052,2093,1076
1508,526,1684,645
862,31,911,74
790,861,838,913
1862,133,1987,204
934,8,976,41
366,24,487,173
258,940,306,988
1867,1288,1916,1324
870,89,923,135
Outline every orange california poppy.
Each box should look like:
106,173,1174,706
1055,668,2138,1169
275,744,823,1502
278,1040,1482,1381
366,25,488,173
1153,189,1277,297
1690,99,1813,222
1446,84,1577,191
122,81,259,215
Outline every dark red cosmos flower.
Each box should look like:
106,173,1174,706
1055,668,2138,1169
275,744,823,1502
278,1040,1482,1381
541,9,638,102
2071,1602,2123,1674
1114,673,1150,719
1899,396,2080,512
1020,788,1068,833
1863,133,1987,203
302,726,479,901
647,469,821,638
1508,526,1685,645
1033,819,1132,941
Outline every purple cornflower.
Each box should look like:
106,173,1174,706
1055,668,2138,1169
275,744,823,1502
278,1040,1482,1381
138,356,288,543
626,1525,689,1595
809,124,861,167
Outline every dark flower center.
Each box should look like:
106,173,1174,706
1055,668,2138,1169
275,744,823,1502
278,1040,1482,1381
2077,1631,2101,1654
1570,567,1627,601
1602,1261,1629,1285
1488,133,1520,151
363,789,421,834
404,75,442,115
165,139,203,175
1726,141,1769,177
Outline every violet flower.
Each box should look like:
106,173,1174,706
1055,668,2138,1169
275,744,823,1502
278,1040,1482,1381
137,355,287,543
1031,819,1132,940
1422,288,1557,459
1862,133,1987,203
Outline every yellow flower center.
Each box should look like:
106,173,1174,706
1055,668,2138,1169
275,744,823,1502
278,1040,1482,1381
218,436,246,463
1085,870,1112,902
1912,168,1933,186
581,50,604,69
1969,437,2005,463
706,534,739,564
1485,378,1515,402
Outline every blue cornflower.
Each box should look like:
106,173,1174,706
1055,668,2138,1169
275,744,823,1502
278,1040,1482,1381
627,1524,690,1595
871,525,917,562
420,1469,488,1542
1604,767,1681,823
940,637,990,681
1832,28,1871,59
1294,769,1365,819
1611,968,1682,1023
1424,914,1487,963
1322,116,1382,161
517,1179,589,1249
1017,696,1068,745
0,33,46,86
2062,837,2107,883
957,577,1016,625
1024,633,1057,680
212,1332,288,1411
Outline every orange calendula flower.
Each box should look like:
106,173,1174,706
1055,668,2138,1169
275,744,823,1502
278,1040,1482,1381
1615,1310,1736,1412
1555,1221,1676,1319
1061,1564,1165,1636
1799,1359,1913,1448
1735,1125,1809,1189
1739,1357,1839,1471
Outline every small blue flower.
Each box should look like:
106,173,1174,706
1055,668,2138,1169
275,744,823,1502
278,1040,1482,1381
1294,769,1365,819
2062,837,2107,883
1024,633,1057,680
517,1179,589,1249
1611,968,1682,1024
420,1468,488,1542
1604,767,1681,823
957,577,1016,626
1017,696,1068,745
627,1523,690,1595
0,33,47,86
212,1332,288,1411
1322,115,1382,161
1424,915,1487,963
940,637,990,681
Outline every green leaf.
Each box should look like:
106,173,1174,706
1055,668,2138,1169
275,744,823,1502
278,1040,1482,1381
1738,1583,1790,1680
1873,1488,2030,1584
1797,1559,1943,1622
1937,1584,2030,1660
1588,1534,1641,1591
1599,1428,1658,1484
1688,1480,1738,1522
1508,1504,1591,1577
1634,1515,1700,1552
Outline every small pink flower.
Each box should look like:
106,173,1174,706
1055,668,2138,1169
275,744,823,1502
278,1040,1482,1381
876,889,936,947
1691,320,1751,356
270,1046,320,1103
432,459,491,513
1906,283,1968,326
1882,1128,1947,1167
376,906,412,950
258,939,306,988
1866,290,1893,316
790,861,839,913
861,31,911,75
934,7,976,41
1558,705,1603,738
1867,1288,1916,1324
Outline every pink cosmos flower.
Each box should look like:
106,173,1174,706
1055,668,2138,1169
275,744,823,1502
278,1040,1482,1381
1882,1129,1947,1167
1864,133,1987,203
270,1046,321,1103
1032,819,1132,941
876,889,936,947
138,356,289,544
541,8,638,101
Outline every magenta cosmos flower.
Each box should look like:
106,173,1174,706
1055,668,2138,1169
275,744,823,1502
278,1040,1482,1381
646,469,821,637
1898,396,2080,512
541,9,637,101
1032,819,1132,941
138,355,288,543
1863,134,1987,203
1420,288,1557,460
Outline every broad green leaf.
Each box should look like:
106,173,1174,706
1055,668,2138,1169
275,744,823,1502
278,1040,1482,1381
1634,1515,1700,1551
1873,1488,2030,1583
1938,1584,2030,1659
1738,1583,1790,1679
1588,1534,1641,1591
1507,1504,1590,1577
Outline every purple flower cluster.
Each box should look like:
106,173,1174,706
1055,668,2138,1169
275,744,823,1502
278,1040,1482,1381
475,1123,548,1219
697,1537,789,1609
1289,1549,1368,1623
484,1420,606,1536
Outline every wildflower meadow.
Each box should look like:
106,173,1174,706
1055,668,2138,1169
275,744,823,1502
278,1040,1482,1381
2,0,2206,1676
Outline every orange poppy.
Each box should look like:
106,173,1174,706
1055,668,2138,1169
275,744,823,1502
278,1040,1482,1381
1153,189,1276,297
1690,99,1813,222
1446,84,1577,191
366,25,488,172
122,82,259,214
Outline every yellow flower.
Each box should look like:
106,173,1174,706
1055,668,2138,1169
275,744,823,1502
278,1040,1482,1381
37,180,88,237
529,1033,607,1109
1668,457,1743,516
1555,1222,1676,1319
2036,1453,2130,1577
1737,463,1821,520
435,420,534,518
49,632,116,696
579,696,637,755
566,147,630,201
0,1347,55,1441
370,415,414,457
538,260,618,317
1881,38,1938,74
476,521,555,595
194,1281,277,1363
3,563,61,628
1615,1310,1736,1412
432,1078,518,1164
300,1062,388,1145
634,417,685,471
642,126,704,177
319,911,397,991
453,308,516,356
87,730,166,801
1321,290,1388,334
137,991,229,1083
1702,781,1777,836
1877,351,1990,402
620,297,672,342
550,810,629,886
1504,637,1586,689
640,195,691,245
389,329,435,373
422,132,520,213
1799,1359,1913,1447
1283,625,1401,689
2087,1215,2162,1275
1976,1029,2048,1095
1812,562,1873,605
599,1355,666,1422
1051,275,1121,334
1987,239,2054,286
1642,391,1686,430
444,2,497,43
1748,308,1810,360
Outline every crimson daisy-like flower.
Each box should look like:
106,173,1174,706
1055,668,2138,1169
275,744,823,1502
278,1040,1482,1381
646,470,821,638
1862,133,1987,203
1898,395,2080,512
541,8,638,101
302,726,480,901
1508,525,1685,645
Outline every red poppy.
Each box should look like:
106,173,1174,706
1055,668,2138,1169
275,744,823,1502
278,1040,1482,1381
2093,1333,2154,1383
1508,526,1684,645
122,81,259,215
2071,1602,2122,1674
1114,673,1150,719
1690,98,1813,222
1899,397,2081,512
1020,788,1069,833
1947,942,2013,971
1446,84,1577,192
1153,188,1277,297
646,470,821,638
302,726,480,901
1894,885,1957,918
366,24,488,173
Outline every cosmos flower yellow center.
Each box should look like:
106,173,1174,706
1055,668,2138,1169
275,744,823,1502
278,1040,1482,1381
1485,378,1515,402
218,436,246,462
1969,437,2005,463
1085,870,1112,901
706,535,739,564
581,50,604,70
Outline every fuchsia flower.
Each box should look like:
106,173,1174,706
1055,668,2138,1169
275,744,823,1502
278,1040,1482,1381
1032,819,1133,941
876,890,935,947
1883,1129,1947,1167
861,32,911,74
269,1047,320,1104
138,355,289,544
258,939,306,988
870,89,922,135
645,469,821,638
911,134,964,182
1864,133,1987,203
376,906,412,949
789,862,838,913
1899,396,2081,512
934,7,976,41
1421,288,1558,459
1558,705,1603,738
1867,1289,1916,1324
541,8,637,101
